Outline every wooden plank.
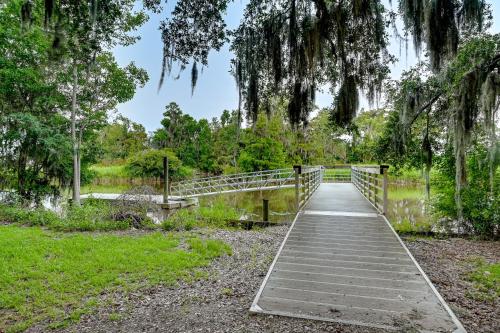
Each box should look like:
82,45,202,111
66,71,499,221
251,183,465,332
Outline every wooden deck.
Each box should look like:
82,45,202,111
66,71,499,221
251,183,465,332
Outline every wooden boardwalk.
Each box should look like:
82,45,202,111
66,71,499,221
251,183,465,332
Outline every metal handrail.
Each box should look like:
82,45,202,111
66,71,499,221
170,168,295,198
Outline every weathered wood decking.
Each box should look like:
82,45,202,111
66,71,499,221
251,183,465,332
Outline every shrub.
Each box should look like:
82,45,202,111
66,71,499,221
0,200,155,232
196,200,239,227
0,205,59,226
161,201,240,231
125,148,193,181
432,145,499,237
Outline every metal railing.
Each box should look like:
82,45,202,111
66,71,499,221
351,165,389,215
295,166,322,210
170,168,296,198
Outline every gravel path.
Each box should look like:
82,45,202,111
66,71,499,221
33,228,498,333
54,226,384,333
404,237,499,333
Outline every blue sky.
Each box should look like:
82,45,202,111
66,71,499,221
114,1,500,132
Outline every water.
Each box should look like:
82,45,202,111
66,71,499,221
199,188,297,224
387,183,431,232
5,182,435,231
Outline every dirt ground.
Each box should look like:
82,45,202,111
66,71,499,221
404,237,499,333
27,228,499,333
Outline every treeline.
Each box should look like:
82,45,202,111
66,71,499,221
97,101,356,179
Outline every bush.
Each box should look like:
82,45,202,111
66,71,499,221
0,200,156,232
0,205,59,226
196,200,239,227
432,145,499,237
125,148,193,181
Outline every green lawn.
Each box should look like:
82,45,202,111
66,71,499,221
0,226,231,332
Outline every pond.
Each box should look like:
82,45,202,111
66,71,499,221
199,188,297,224
21,181,430,230
387,183,429,232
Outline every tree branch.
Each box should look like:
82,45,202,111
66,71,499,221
408,92,443,126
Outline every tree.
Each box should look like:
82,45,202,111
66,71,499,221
0,1,71,202
99,115,148,161
238,114,287,172
141,0,487,128
21,0,148,205
383,34,499,231
153,102,216,173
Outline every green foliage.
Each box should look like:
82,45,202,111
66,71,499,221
0,1,148,203
0,206,60,227
305,110,349,165
0,200,154,232
350,109,388,163
432,143,499,237
0,225,230,331
465,257,500,302
153,102,216,172
196,200,240,226
238,114,287,172
0,2,72,201
161,210,197,231
238,137,287,172
125,149,193,181
91,164,129,179
98,115,148,161
161,200,240,231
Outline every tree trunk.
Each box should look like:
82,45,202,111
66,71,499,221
454,108,467,227
424,163,431,201
71,63,80,206
233,82,242,167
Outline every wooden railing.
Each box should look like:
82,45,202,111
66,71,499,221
294,165,322,210
351,165,389,215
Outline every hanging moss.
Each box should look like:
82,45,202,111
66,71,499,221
230,0,388,127
332,76,359,126
191,62,198,95
399,0,485,71
399,0,425,53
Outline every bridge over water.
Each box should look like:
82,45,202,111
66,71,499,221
84,165,465,331
248,165,465,332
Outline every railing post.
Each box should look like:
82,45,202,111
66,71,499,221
262,199,269,225
293,165,301,211
163,156,169,203
381,165,389,215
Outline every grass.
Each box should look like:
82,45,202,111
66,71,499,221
161,200,240,231
90,164,128,178
465,257,500,302
0,225,231,332
388,185,424,200
0,201,155,232
386,184,432,234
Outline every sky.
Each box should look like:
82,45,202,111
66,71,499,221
113,1,500,132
